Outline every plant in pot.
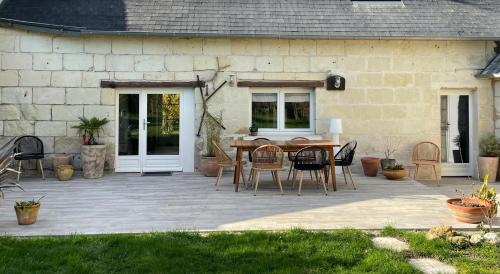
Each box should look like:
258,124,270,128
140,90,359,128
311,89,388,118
382,164,406,180
14,196,44,225
447,177,491,224
200,114,223,177
381,136,400,170
72,117,109,179
473,175,498,219
452,134,464,163
249,122,258,136
478,134,499,182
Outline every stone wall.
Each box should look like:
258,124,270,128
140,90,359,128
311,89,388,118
0,27,496,175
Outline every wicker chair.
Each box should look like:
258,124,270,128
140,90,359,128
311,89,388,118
250,145,284,195
14,136,45,182
412,141,440,185
293,146,328,196
212,141,246,191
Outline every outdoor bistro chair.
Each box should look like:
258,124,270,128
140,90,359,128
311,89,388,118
412,141,440,185
325,140,357,190
14,136,45,182
213,141,246,190
247,137,270,183
250,144,284,196
293,146,328,196
286,137,310,182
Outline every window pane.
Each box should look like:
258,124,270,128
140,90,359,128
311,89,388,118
147,94,180,155
285,93,310,129
118,94,139,155
252,93,277,129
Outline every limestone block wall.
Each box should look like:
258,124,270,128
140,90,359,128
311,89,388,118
0,27,496,174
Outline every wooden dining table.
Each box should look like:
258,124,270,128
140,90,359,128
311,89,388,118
229,140,340,192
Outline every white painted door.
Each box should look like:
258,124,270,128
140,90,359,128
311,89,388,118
440,93,474,176
115,89,194,173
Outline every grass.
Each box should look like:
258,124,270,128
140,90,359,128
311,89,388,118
381,227,500,274
0,229,417,274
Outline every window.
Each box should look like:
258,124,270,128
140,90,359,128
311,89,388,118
251,89,314,132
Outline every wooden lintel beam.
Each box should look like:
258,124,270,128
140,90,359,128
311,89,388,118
100,80,204,88
237,80,325,88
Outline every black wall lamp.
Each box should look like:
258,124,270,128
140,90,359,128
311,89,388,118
326,74,345,90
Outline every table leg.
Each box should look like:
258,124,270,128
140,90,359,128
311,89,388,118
328,147,337,192
234,148,243,192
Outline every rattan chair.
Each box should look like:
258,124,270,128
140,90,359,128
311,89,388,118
250,144,284,195
14,136,45,182
213,141,246,191
412,141,440,185
293,146,328,196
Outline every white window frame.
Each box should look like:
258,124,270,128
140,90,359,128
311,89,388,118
250,88,315,134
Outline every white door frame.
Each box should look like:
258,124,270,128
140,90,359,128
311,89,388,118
440,89,477,177
114,88,195,173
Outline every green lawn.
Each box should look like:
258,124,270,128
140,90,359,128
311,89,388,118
381,227,500,274
0,229,416,274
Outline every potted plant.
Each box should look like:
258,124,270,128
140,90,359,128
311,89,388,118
381,137,399,170
361,157,380,177
478,134,499,182
200,114,223,177
382,164,406,180
249,122,258,136
452,135,463,163
72,117,109,179
473,175,498,218
447,183,491,224
14,196,44,225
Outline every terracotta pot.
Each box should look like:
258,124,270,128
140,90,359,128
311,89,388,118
15,204,40,225
53,154,71,169
380,158,396,170
249,131,258,136
478,156,498,183
361,157,380,177
382,169,406,180
81,145,107,179
446,198,491,224
56,165,74,181
200,156,219,177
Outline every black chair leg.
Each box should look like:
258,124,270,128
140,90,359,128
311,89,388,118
347,166,356,190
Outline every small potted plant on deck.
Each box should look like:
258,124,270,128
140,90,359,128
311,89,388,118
478,134,499,182
447,176,492,224
473,176,498,219
14,196,44,225
72,117,109,179
200,114,223,177
381,136,399,170
382,164,406,180
249,122,258,136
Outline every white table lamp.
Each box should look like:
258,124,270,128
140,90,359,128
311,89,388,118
329,118,342,174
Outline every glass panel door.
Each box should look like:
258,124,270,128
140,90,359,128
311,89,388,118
146,94,180,155
440,94,471,176
118,94,139,156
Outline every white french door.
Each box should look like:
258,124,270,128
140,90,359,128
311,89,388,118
115,89,195,173
440,91,476,176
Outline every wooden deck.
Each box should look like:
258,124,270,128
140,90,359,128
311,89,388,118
0,172,498,236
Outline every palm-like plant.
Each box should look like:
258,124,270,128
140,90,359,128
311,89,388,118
72,117,109,145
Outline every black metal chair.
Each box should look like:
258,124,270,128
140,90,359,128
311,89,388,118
325,140,357,190
14,136,45,182
293,146,328,196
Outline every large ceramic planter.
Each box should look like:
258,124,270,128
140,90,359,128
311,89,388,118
81,145,107,179
361,157,380,177
382,169,406,180
380,158,396,170
478,156,498,182
446,198,491,224
15,204,40,225
56,165,74,181
200,156,219,177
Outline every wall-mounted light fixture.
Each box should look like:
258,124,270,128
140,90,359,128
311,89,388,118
228,74,236,87
326,73,345,91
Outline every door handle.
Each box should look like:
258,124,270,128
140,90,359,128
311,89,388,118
143,119,150,130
